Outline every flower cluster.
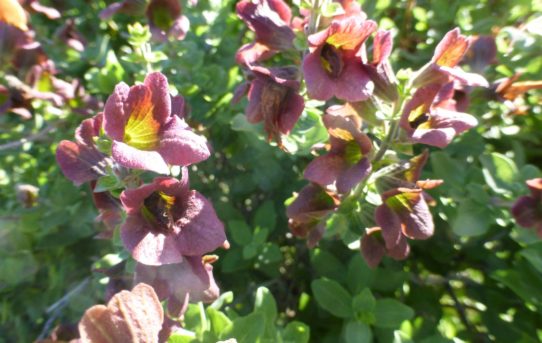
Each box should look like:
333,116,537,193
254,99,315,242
0,0,93,119
235,1,490,267
56,72,227,319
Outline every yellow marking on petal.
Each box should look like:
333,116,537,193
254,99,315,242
0,0,28,31
124,90,160,150
344,140,362,166
408,104,432,129
328,127,354,141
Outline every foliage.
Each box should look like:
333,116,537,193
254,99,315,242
1,0,542,342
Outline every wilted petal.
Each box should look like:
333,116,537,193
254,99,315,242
360,228,386,268
278,91,304,134
176,191,227,256
158,116,210,166
286,183,339,223
79,283,163,343
236,42,275,66
375,204,402,249
111,141,169,174
387,235,410,261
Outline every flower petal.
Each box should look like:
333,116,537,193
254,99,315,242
111,141,169,174
144,72,171,124
103,82,130,141
56,140,108,186
303,49,335,101
121,215,185,265
375,204,403,249
176,191,226,256
333,58,374,102
304,154,345,189
158,116,210,166
336,157,371,194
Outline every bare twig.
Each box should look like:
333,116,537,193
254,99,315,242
0,124,56,152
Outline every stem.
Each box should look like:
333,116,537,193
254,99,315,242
307,0,323,35
0,124,56,152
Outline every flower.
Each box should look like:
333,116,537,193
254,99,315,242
286,183,340,247
511,178,542,237
360,226,409,268
146,0,190,42
361,29,398,102
400,83,478,148
103,72,210,174
99,0,147,20
304,111,372,194
78,283,163,343
134,255,219,317
302,16,376,102
120,170,226,265
244,65,304,146
360,151,442,266
412,28,489,89
56,114,111,186
236,0,295,65
461,35,497,74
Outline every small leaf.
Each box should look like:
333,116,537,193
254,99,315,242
321,2,345,17
353,288,376,324
480,152,518,193
228,220,252,245
343,321,372,343
283,321,310,343
254,201,276,231
254,287,278,322
373,299,414,328
520,242,542,274
207,307,232,338
452,199,493,236
220,313,265,343
311,278,354,318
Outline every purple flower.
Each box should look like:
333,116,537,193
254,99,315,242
412,28,489,89
120,170,226,265
146,0,190,42
286,183,340,247
236,0,295,65
103,72,210,174
90,181,123,239
244,65,304,147
56,114,111,186
400,83,478,148
461,35,497,74
78,283,164,343
512,178,542,237
134,255,219,316
56,18,87,52
304,111,372,194
302,16,377,102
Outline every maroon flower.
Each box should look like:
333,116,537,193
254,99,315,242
56,19,87,52
56,114,111,186
134,255,219,316
400,83,478,148
103,72,210,174
302,16,377,102
120,170,226,265
461,35,497,74
78,283,163,343
412,28,489,89
304,111,372,194
361,29,398,102
360,226,410,268
511,178,542,237
244,65,304,146
236,0,295,65
286,183,340,247
146,0,190,42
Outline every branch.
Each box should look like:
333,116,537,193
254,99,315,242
0,124,56,152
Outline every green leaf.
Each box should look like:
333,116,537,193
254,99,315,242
311,278,354,318
207,307,232,338
167,332,196,343
220,312,266,343
430,152,465,189
254,287,278,322
311,248,347,283
321,2,345,17
452,199,493,236
347,254,375,294
480,152,518,193
343,321,372,343
253,201,276,232
254,287,278,340
93,175,122,192
228,220,252,245
521,242,542,274
353,288,376,324
282,321,310,343
373,299,414,328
